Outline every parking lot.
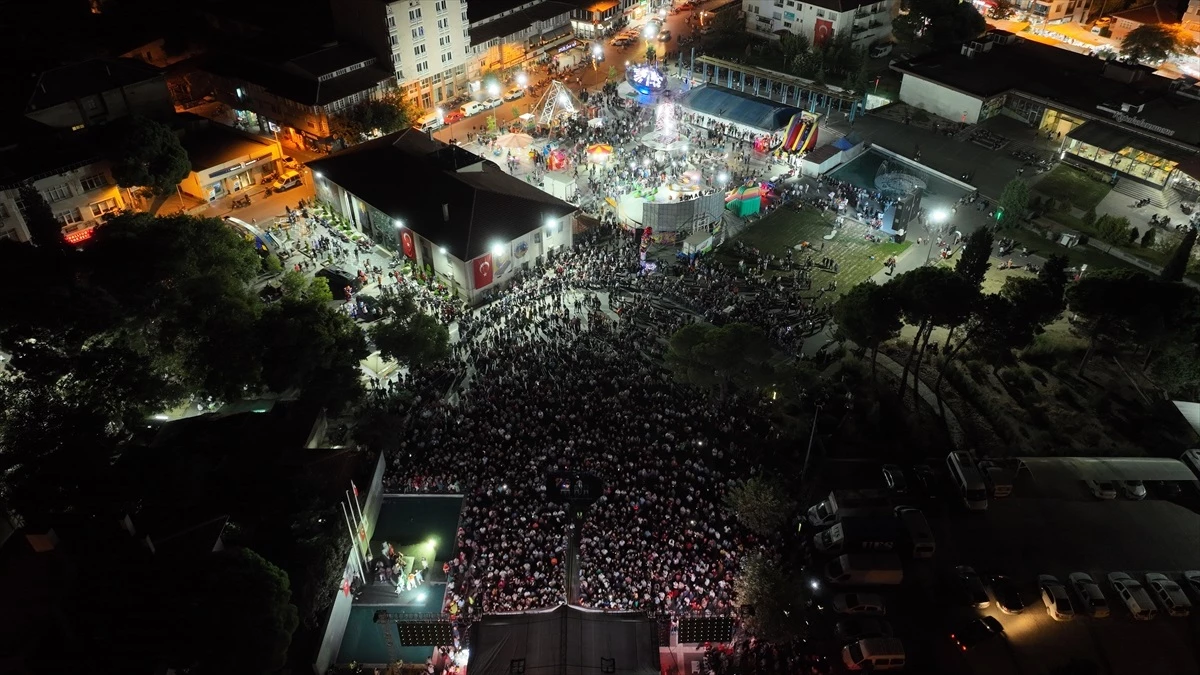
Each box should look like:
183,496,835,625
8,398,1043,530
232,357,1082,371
811,456,1200,674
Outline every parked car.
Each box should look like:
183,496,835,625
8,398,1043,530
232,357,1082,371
1119,479,1147,500
1039,575,1075,621
282,156,300,171
832,593,887,615
1108,572,1157,620
949,616,1003,651
504,87,526,101
657,29,672,42
610,36,630,46
1085,478,1117,499
270,170,302,193
1150,480,1183,499
989,575,1025,614
1145,573,1192,617
1183,570,1200,602
483,97,504,110
835,616,893,642
882,465,908,495
443,109,466,123
1068,572,1110,618
461,101,487,116
955,566,991,609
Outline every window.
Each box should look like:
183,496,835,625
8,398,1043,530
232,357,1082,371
784,20,792,27
441,51,453,64
421,93,432,109
408,7,421,21
45,184,72,202
414,44,426,56
816,9,825,17
387,15,396,27
57,208,83,225
0,203,9,219
438,17,449,31
80,174,107,191
434,0,447,12
393,52,402,64
433,71,443,83
89,197,117,217
439,35,449,46
412,26,424,39
416,60,429,73
391,34,399,45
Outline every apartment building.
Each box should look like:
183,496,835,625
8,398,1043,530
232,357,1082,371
22,58,173,131
743,0,894,49
468,1,576,76
332,0,473,111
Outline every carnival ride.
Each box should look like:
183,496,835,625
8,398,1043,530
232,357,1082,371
782,111,821,153
534,81,582,127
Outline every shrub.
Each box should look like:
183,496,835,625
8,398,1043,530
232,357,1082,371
1141,228,1157,248
1082,207,1097,226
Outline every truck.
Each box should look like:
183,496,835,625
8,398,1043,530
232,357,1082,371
824,554,905,586
806,489,892,527
814,517,900,555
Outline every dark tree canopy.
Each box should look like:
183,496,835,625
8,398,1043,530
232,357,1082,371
997,178,1030,224
1121,24,1195,64
368,292,451,367
16,183,66,249
667,322,774,396
956,227,994,288
104,115,191,194
834,282,902,378
1159,227,1196,282
894,0,987,49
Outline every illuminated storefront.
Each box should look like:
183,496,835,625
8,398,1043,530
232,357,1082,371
1063,122,1183,188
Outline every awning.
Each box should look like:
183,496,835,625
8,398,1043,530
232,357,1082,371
1067,120,1185,161
540,24,572,43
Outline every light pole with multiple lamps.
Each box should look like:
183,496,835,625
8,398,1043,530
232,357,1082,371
487,83,501,132
798,386,854,487
924,209,949,266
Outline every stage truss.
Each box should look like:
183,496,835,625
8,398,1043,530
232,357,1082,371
535,80,582,126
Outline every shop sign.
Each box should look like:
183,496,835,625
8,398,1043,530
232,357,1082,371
1103,109,1176,137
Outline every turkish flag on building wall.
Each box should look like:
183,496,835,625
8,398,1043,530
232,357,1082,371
814,19,834,48
473,253,494,289
401,230,416,259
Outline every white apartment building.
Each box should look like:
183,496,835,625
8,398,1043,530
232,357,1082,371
0,139,126,244
743,0,894,49
332,0,473,111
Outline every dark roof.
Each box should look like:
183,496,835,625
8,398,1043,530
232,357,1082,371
202,52,393,107
468,0,535,24
892,32,1200,148
24,58,163,112
286,43,377,79
680,85,802,132
469,1,575,45
307,130,577,261
177,120,276,171
468,606,660,675
804,0,876,12
1066,120,1193,160
1111,2,1178,24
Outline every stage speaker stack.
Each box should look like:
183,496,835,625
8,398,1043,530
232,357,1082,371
678,616,735,644
398,620,454,646
657,617,672,647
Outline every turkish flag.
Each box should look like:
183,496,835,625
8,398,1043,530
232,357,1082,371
401,230,416,259
814,19,833,48
473,253,494,289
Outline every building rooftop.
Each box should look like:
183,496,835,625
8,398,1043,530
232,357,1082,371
307,130,577,261
469,1,575,45
0,120,108,189
176,119,276,172
1111,2,1179,24
286,43,378,80
892,32,1200,147
23,57,164,113
202,51,394,108
680,85,802,132
803,0,877,12
468,0,537,25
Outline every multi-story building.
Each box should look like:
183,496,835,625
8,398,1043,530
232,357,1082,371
197,44,395,152
0,122,127,243
22,57,174,131
332,0,474,112
468,1,576,77
743,0,894,49
567,0,622,38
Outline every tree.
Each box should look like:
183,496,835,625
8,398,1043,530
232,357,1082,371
607,65,618,82
997,178,1029,225
1082,207,1097,226
183,548,300,675
368,292,451,368
779,31,810,70
894,0,986,49
1001,276,1063,329
733,552,809,642
1065,268,1150,374
257,293,369,411
834,282,902,380
1094,214,1132,245
724,475,796,535
889,267,977,400
849,48,870,93
1141,228,1157,248
105,115,191,194
16,183,66,249
330,93,417,145
1121,24,1195,64
667,323,774,397
956,227,994,289
1038,254,1070,299
1159,227,1196,282
1127,226,1140,245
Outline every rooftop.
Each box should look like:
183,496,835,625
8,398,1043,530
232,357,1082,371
24,57,164,113
469,1,575,45
1111,2,1179,24
202,51,394,107
286,43,377,80
307,130,577,261
468,0,537,25
892,32,1200,147
680,85,802,132
803,0,878,12
176,118,276,172
0,120,107,188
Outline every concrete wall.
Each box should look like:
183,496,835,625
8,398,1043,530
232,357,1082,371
313,451,387,675
899,75,985,124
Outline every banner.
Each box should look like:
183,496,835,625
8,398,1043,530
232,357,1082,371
401,230,416,259
814,19,834,47
473,253,494,289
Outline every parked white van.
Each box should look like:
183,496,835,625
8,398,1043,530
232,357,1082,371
895,506,936,558
842,638,906,670
461,101,487,117
416,112,443,132
946,451,989,511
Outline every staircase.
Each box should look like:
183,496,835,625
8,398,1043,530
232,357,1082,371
1111,178,1178,209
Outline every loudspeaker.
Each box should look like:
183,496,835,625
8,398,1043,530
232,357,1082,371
397,620,453,646
678,617,734,644
657,617,672,647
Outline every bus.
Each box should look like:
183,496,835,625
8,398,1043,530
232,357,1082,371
945,451,988,511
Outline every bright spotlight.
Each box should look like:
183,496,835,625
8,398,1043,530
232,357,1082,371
454,650,471,667
810,579,821,590
491,243,504,256
417,592,428,602
153,414,170,421
394,219,403,229
314,171,323,179
427,537,437,548
488,83,500,97
516,72,528,87
717,171,729,183
931,209,949,223
439,246,447,254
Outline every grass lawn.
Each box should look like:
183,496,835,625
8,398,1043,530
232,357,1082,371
716,207,910,296
1032,165,1112,211
1005,225,1144,273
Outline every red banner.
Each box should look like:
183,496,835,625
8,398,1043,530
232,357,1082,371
473,253,494,289
401,230,416,259
814,19,834,47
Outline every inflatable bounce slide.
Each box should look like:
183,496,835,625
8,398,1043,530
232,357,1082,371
782,111,820,153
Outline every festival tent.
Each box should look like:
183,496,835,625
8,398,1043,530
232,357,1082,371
725,184,762,217
467,606,659,675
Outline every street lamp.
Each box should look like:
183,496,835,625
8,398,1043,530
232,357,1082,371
487,83,501,129
798,388,853,486
925,209,949,265
516,72,528,88
393,219,404,253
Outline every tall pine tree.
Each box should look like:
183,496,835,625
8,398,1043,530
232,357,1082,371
1160,227,1196,282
